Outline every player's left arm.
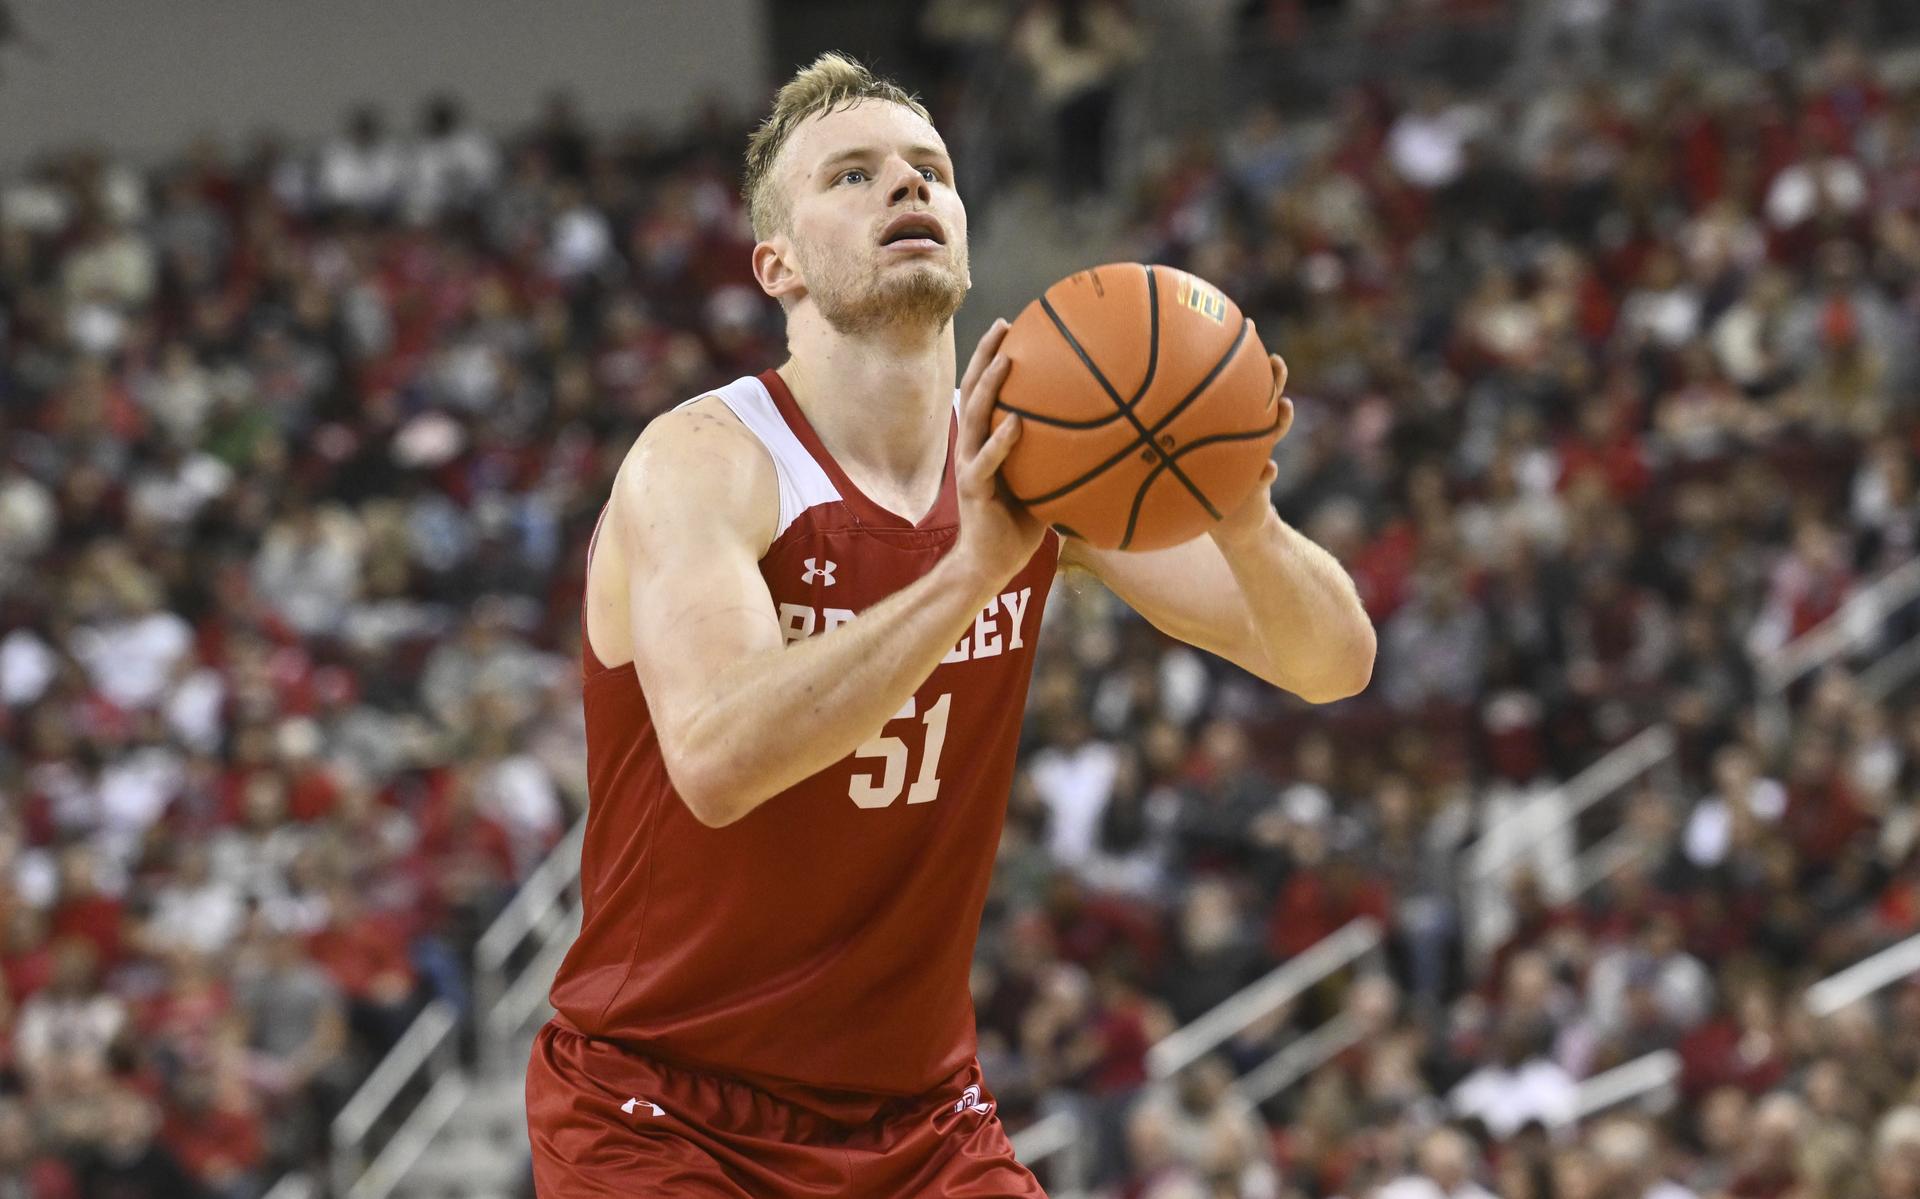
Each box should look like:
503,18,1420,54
1058,355,1376,704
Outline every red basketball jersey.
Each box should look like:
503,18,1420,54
550,368,1060,1101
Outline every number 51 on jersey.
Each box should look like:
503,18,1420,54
848,693,952,808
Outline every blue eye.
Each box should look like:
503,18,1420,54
839,169,867,185
919,167,938,182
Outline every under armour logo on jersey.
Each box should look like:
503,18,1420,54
802,558,837,586
622,1097,665,1118
953,1084,993,1117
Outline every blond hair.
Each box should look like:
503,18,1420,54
742,52,932,241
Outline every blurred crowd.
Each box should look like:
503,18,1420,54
0,90,779,1195
3,4,1920,1199
965,10,1920,1199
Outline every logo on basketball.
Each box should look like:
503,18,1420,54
802,558,837,586
1175,273,1227,325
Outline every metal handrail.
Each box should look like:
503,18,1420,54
1467,551,1920,963
1568,929,1920,1123
344,1071,471,1199
330,999,459,1191
1573,1050,1681,1121
258,1173,316,1199
475,816,587,1014
1010,1110,1078,1162
1860,626,1920,703
1146,918,1380,1080
1807,933,1920,1018
326,812,586,1196
1468,726,1675,884
1567,827,1647,898
1010,1110,1089,1199
1017,920,1377,1193
1233,1011,1365,1107
486,905,581,1049
1758,556,1920,694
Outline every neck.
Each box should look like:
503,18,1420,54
776,306,956,489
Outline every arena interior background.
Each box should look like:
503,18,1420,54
6,0,1920,1197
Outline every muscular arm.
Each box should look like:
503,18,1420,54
615,329,1041,827
1062,514,1375,703
1057,356,1375,704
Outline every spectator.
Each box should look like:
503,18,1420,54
1449,1018,1579,1138
1029,713,1124,869
1682,743,1786,871
0,1096,77,1199
1127,1055,1275,1194
1160,878,1263,1025
13,938,125,1089
1010,0,1143,213
1380,561,1489,711
1587,1116,1697,1199
1387,86,1482,191
230,922,350,1158
1724,1092,1809,1198
1872,1106,1920,1199
319,106,404,214
1377,1127,1498,1199
69,1089,203,1199
402,94,502,223
159,1064,267,1199
1114,1097,1204,1199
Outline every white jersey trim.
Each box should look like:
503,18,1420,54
677,376,842,541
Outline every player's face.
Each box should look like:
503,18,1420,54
777,101,970,336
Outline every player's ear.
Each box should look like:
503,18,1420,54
754,238,805,305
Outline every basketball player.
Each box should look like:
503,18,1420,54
525,53,1375,1196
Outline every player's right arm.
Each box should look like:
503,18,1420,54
611,321,1041,828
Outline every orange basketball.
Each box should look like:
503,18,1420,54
990,263,1283,551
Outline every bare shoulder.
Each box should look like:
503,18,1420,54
612,395,778,555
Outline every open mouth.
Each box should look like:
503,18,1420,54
880,213,946,249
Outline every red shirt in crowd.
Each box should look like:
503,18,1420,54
1267,867,1392,960
0,1159,79,1199
48,894,126,968
306,909,416,1002
162,1104,266,1187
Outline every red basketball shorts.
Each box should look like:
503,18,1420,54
525,1019,1047,1197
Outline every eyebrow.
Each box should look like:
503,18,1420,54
814,145,952,177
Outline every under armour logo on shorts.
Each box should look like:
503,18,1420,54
953,1084,993,1117
802,558,837,586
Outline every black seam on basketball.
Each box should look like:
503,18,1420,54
1037,276,1215,517
1013,437,1152,506
1118,409,1287,550
1007,274,1162,431
992,402,1126,430
1141,265,1162,421
1012,314,1255,508
1118,264,1221,516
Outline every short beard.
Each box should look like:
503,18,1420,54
799,242,968,337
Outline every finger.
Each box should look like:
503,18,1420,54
966,411,1023,484
959,318,1010,407
1269,353,1289,403
960,319,1006,399
960,355,1011,459
1273,394,1295,443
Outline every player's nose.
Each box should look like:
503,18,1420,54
884,158,931,206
